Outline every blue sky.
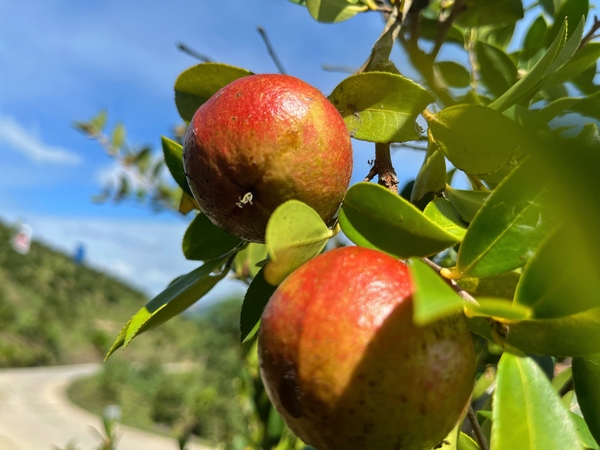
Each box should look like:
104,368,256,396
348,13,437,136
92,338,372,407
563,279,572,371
1,0,588,300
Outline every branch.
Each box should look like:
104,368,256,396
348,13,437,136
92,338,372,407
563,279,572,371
176,43,213,62
421,258,480,306
358,2,403,73
430,0,467,60
468,404,489,450
321,64,357,74
257,26,287,74
579,15,600,50
364,143,400,193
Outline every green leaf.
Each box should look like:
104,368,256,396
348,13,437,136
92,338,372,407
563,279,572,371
305,0,368,22
234,243,268,279
467,306,600,356
465,297,533,320
444,187,489,223
546,0,588,45
408,259,465,325
475,41,518,97
570,412,600,450
106,258,228,358
544,42,600,88
573,354,600,447
411,139,446,203
457,271,520,300
264,200,333,286
182,213,242,261
339,182,460,258
89,110,108,134
329,72,434,143
455,157,557,278
515,227,600,318
521,15,549,62
161,136,193,197
425,105,525,175
435,61,471,88
490,19,568,112
456,0,524,27
111,123,126,149
174,62,253,122
570,90,600,121
492,353,582,450
240,267,278,343
423,198,467,240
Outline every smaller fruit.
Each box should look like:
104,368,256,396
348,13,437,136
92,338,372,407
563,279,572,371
258,246,476,450
183,74,353,243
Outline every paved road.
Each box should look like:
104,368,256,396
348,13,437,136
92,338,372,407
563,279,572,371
0,364,211,450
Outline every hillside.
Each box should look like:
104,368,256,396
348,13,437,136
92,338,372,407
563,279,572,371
0,219,208,367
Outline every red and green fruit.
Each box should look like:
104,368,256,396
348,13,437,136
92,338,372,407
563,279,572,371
258,246,476,450
183,73,353,243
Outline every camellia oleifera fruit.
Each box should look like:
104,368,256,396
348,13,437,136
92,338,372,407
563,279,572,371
258,246,476,450
182,74,353,243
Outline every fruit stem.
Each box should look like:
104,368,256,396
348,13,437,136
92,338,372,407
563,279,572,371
421,258,479,306
468,404,489,450
364,143,399,194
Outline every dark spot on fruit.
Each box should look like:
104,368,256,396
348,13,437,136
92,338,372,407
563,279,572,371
420,403,427,415
369,380,377,387
348,408,356,415
279,360,302,418
399,395,407,403
363,422,374,434
231,116,237,121
235,92,242,98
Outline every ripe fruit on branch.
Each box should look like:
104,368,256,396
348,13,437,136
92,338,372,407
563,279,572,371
258,246,476,450
183,74,353,243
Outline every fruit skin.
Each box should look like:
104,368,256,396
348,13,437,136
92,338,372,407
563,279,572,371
258,246,476,450
183,74,353,243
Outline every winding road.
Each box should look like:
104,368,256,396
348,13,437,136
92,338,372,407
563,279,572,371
0,364,211,450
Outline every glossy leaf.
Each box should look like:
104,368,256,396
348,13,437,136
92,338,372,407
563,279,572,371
426,105,525,175
456,0,524,27
106,257,228,357
161,136,193,197
444,187,489,223
339,182,460,258
264,200,333,286
475,41,518,97
457,272,520,300
182,212,242,261
573,354,600,446
240,267,277,343
178,191,199,215
408,259,464,325
545,0,588,45
570,412,600,450
174,62,253,122
435,61,471,88
329,72,434,143
411,138,446,202
305,0,368,22
570,90,600,121
423,198,467,240
465,297,532,320
515,227,600,318
455,157,557,278
492,353,581,450
467,305,600,356
489,19,568,112
545,42,600,88
521,15,549,62
438,422,481,450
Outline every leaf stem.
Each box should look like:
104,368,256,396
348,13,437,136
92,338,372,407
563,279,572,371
364,143,400,193
578,15,600,50
176,42,213,62
257,26,287,75
421,258,479,306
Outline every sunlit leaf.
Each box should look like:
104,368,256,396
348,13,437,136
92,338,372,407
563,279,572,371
182,212,242,261
305,0,368,23
178,191,199,215
111,123,126,149
240,267,278,343
339,182,460,258
329,72,434,143
545,42,600,88
234,243,268,280
573,354,600,446
423,198,467,240
492,353,581,449
444,187,489,223
570,412,600,450
264,200,333,286
174,62,253,122
464,297,532,320
455,157,558,278
411,138,446,202
457,272,520,300
89,109,108,134
161,136,193,197
426,105,525,175
408,259,464,325
106,257,228,358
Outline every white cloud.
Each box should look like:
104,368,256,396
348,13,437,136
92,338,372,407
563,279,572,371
0,114,82,165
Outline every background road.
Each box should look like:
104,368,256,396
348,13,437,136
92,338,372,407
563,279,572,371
0,364,211,450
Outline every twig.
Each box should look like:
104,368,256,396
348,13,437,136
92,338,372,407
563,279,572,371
257,26,286,74
321,64,357,74
579,16,600,50
364,143,400,193
358,2,402,73
421,258,479,305
176,42,213,62
558,377,574,397
430,0,466,60
468,404,489,450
